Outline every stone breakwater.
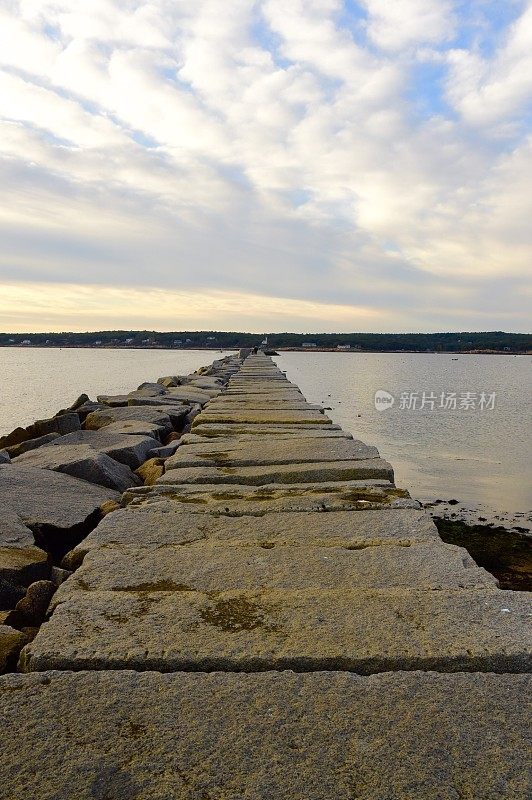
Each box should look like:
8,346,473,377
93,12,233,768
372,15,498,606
1,353,531,799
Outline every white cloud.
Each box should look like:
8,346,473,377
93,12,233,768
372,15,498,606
0,0,529,332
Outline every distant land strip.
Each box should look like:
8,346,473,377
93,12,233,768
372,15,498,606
0,330,530,353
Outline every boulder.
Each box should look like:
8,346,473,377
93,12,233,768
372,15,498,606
0,625,27,672
0,465,118,557
15,580,56,626
0,411,80,449
137,382,168,394
0,510,36,549
84,406,175,436
101,420,167,440
0,546,50,602
135,458,165,486
43,430,160,469
157,375,182,387
0,450,10,464
74,401,108,420
96,395,130,406
13,444,140,492
6,432,61,458
165,387,217,404
147,441,180,458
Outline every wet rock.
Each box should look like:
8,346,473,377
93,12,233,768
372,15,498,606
135,458,165,486
14,444,140,492
15,580,56,626
42,429,159,469
0,625,27,672
6,432,61,458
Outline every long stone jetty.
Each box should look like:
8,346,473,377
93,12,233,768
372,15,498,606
1,353,530,798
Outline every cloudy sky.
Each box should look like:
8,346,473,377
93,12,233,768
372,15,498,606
0,0,531,333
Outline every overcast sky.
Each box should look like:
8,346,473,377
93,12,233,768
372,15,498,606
0,0,531,333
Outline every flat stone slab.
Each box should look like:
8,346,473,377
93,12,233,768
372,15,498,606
194,409,331,425
182,429,352,442
157,459,394,485
63,508,440,567
3,671,530,800
0,465,118,542
13,444,140,492
164,386,218,404
206,400,323,410
0,510,35,549
84,406,177,435
21,588,531,673
191,423,344,436
53,543,496,608
165,438,379,469
97,420,166,439
124,481,415,514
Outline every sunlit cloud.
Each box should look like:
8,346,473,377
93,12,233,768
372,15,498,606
0,0,530,332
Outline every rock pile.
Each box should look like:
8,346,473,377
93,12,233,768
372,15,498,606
0,353,530,798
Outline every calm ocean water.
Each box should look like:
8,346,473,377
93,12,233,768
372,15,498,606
0,347,530,516
274,352,531,516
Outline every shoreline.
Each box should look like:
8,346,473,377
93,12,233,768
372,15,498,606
0,344,529,355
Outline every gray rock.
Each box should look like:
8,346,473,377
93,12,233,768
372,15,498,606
96,394,130,406
156,459,395,486
74,401,108,420
123,480,415,515
0,465,118,554
0,510,36,549
14,444,140,492
147,441,181,459
43,430,160,469
0,411,80,449
84,406,176,436
157,375,182,387
54,543,495,610
165,438,380,469
101,420,167,440
0,450,10,464
2,671,530,799
6,432,61,458
63,508,439,567
165,387,217,404
21,588,531,674
137,382,168,394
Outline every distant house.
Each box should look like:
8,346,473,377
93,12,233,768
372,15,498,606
185,338,192,343
337,344,351,350
125,338,134,344
94,340,102,346
21,339,31,345
302,342,317,348
207,336,216,341
173,340,183,346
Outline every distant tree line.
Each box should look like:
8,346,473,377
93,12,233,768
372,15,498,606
0,330,530,352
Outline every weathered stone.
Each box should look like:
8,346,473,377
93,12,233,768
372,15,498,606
96,394,130,406
157,459,394,486
0,465,118,555
0,412,81,449
195,409,330,425
73,400,108,420
156,375,182,387
147,441,180,458
30,411,82,439
43,429,160,469
68,393,90,411
6,432,61,458
135,458,164,486
165,438,380,470
22,588,531,674
0,578,26,608
1,671,531,799
188,424,348,439
189,377,225,389
15,580,56,625
124,480,415,514
208,400,322,410
0,625,27,672
54,543,495,611
137,382,168,394
84,406,175,435
0,546,50,598
0,450,9,464
63,508,439,567
99,419,167,439
0,510,35,549
165,386,218,404
14,444,140,492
